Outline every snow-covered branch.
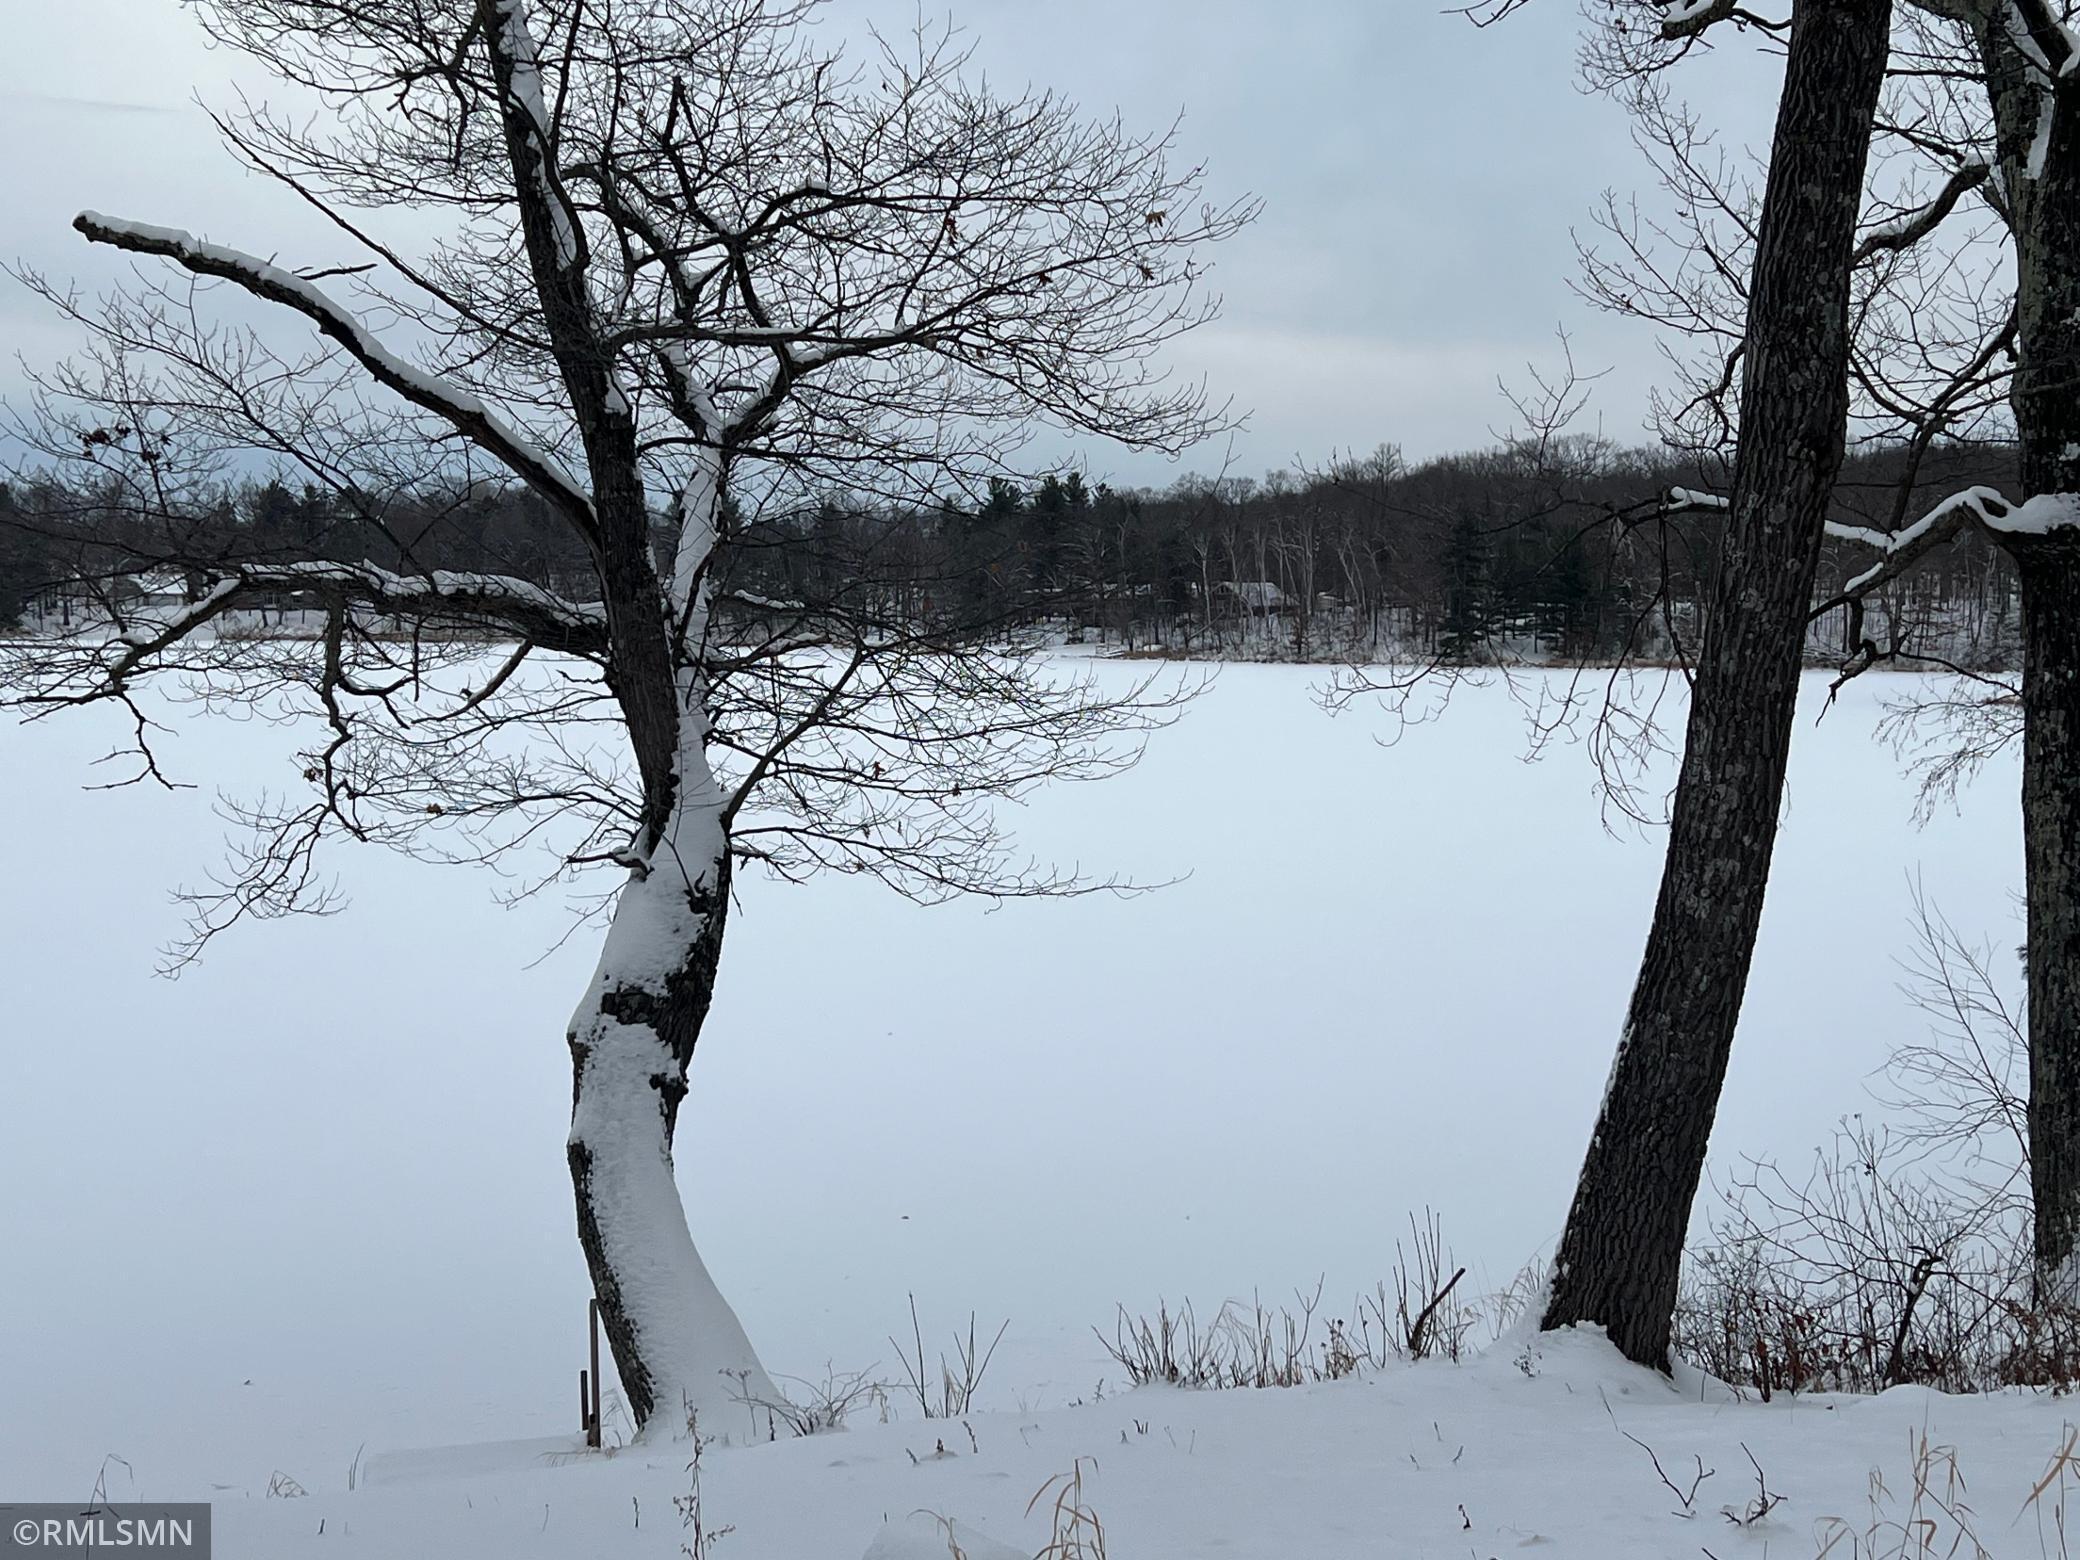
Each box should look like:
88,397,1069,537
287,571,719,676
2005,0,2079,80
250,560,608,647
483,0,584,274
1647,481,2023,618
1662,486,1731,515
1853,161,1995,265
1642,476,2080,624
1659,0,1787,40
23,561,606,710
72,213,598,531
1816,485,2015,617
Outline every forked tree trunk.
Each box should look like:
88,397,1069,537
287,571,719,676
567,581,778,1434
479,10,772,1427
1540,0,1893,1367
563,431,778,1435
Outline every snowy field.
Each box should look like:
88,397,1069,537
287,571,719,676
1,661,2053,1556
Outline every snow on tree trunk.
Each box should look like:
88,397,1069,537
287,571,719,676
565,722,776,1435
567,452,776,1435
1540,0,1893,1369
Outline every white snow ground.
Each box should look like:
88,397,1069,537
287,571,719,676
176,1332,2080,1558
1,663,2051,1556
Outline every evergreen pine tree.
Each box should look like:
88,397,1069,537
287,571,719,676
1438,515,1491,661
0,484,32,628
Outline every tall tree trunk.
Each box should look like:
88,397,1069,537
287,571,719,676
1541,0,1892,1368
1988,34,2080,1296
2016,532,2080,1295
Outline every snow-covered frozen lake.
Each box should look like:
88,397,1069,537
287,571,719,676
0,661,2022,1497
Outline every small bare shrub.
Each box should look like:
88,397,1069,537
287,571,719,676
729,1365,887,1438
1030,1458,1108,1560
1674,1117,2023,1397
1098,1211,1500,1391
2025,1426,2080,1560
1676,892,2080,1397
1601,1397,1714,1519
1393,1209,1472,1361
1488,1254,1552,1336
1814,1432,1994,1559
1719,1443,1786,1529
675,1410,732,1559
891,1296,1008,1420
1099,1283,1333,1390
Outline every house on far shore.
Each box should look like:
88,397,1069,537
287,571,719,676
123,571,194,617
1215,580,1288,618
30,569,194,630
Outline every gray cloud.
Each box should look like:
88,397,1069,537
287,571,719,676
0,0,1779,489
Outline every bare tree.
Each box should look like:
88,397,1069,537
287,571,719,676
1930,0,2080,1305
1463,0,2080,1337
4,0,1251,1434
1751,0,2080,1299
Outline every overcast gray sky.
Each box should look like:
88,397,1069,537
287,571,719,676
0,0,1778,488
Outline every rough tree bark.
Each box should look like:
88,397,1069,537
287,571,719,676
2017,527,2080,1294
1963,4,2080,1297
1541,0,1894,1367
1742,0,2080,1297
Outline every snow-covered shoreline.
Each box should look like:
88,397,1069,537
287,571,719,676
215,1330,2080,1557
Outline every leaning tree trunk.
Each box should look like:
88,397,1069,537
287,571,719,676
566,687,779,1436
1541,0,1893,1368
475,8,774,1432
565,444,777,1436
1991,44,2080,1298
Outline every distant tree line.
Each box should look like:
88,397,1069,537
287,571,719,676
3,433,2027,670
